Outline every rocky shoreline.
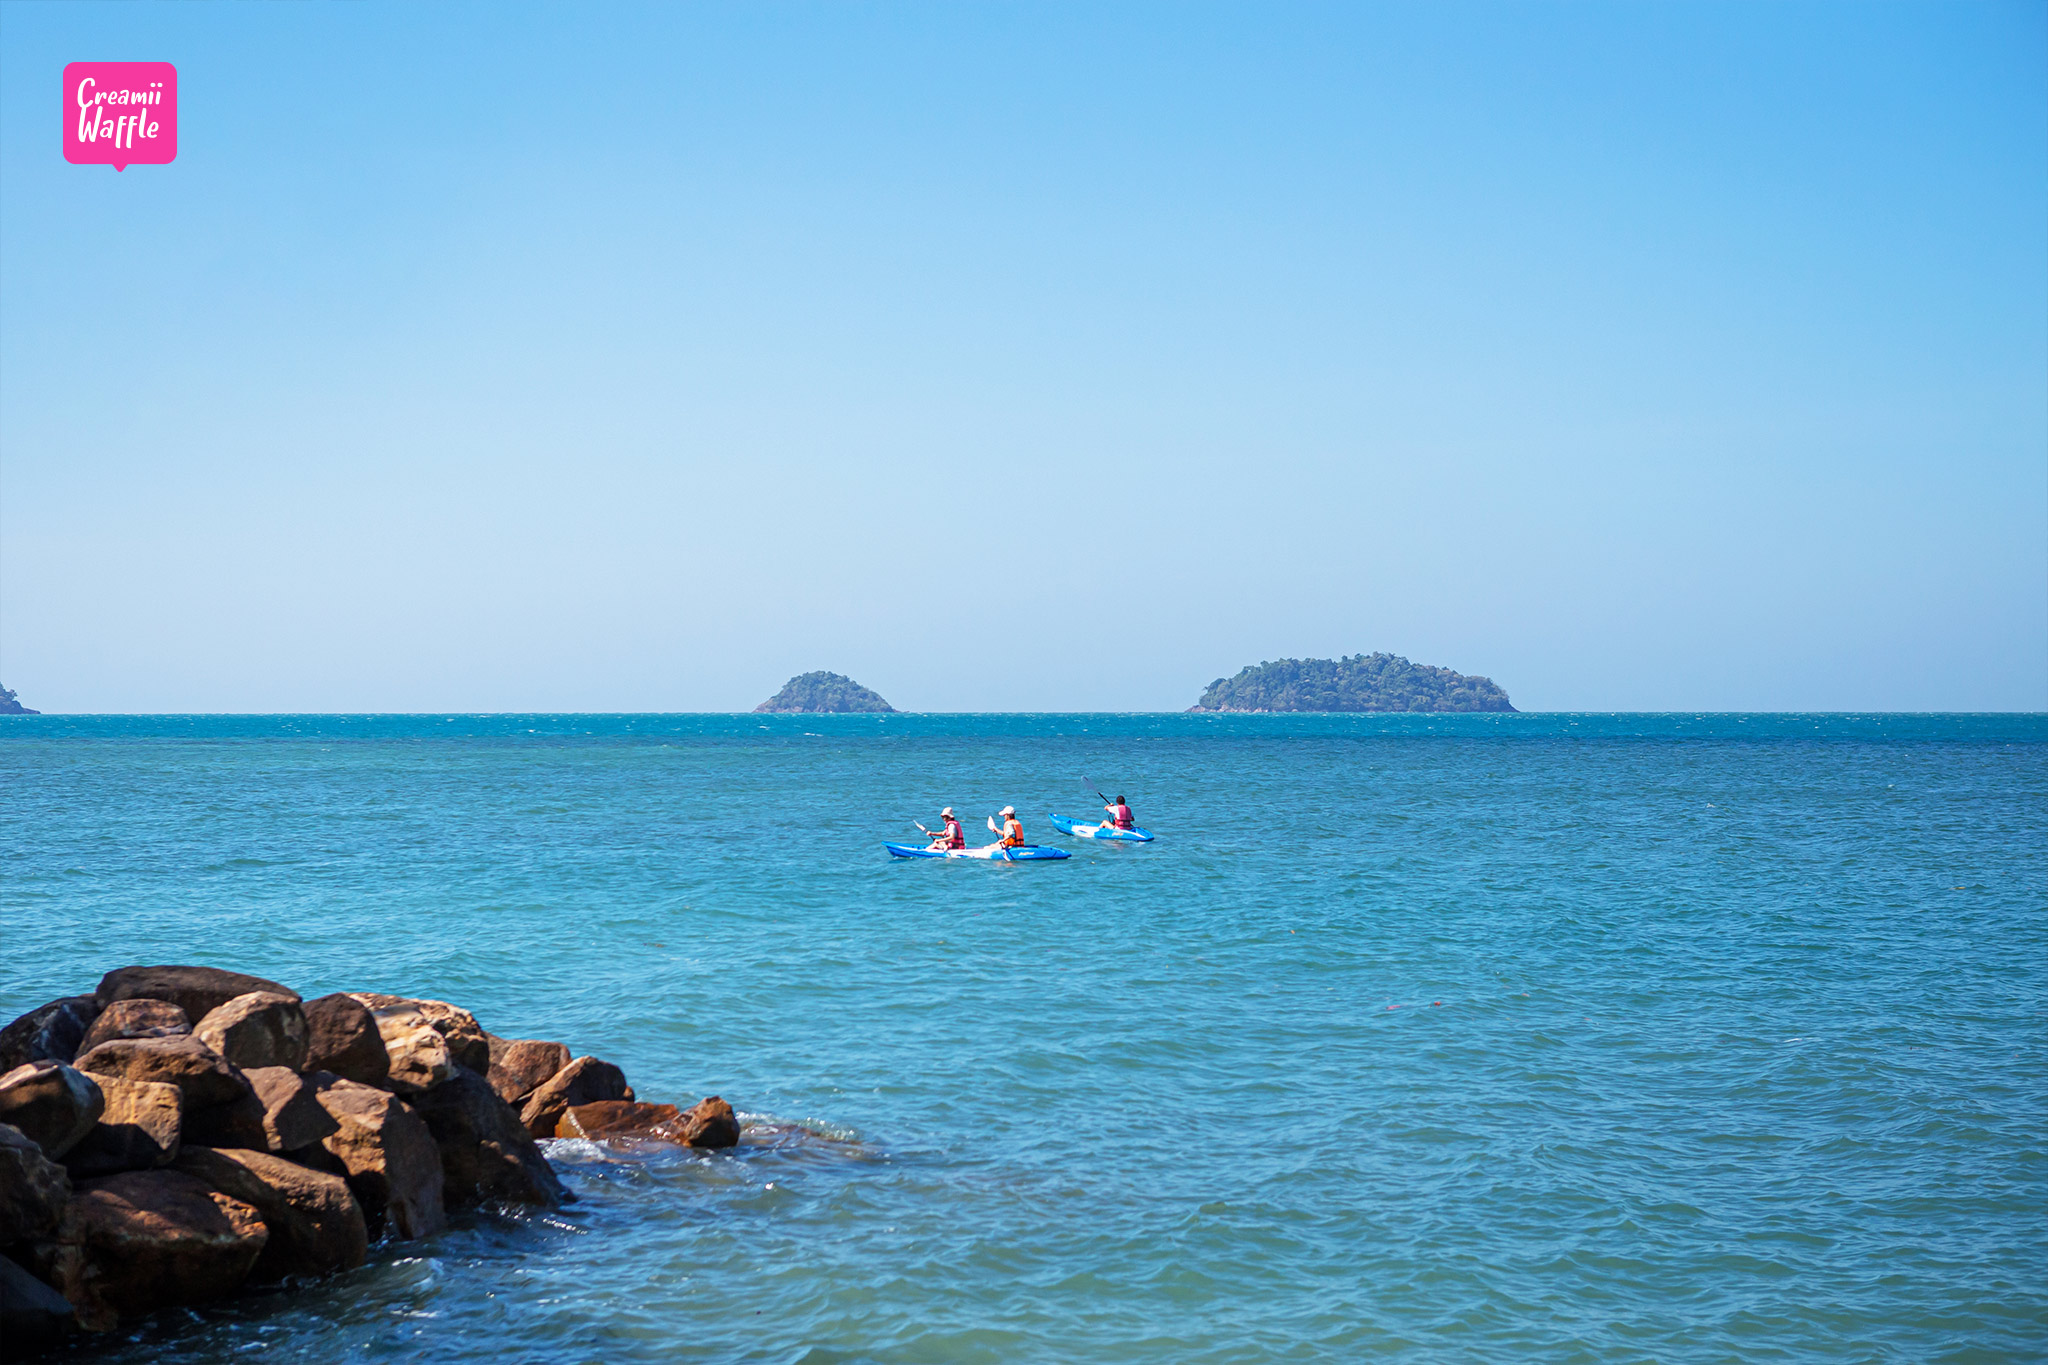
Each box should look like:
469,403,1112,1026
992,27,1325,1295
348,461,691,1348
0,964,735,1357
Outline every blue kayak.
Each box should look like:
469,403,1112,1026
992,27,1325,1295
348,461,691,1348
885,842,1071,861
1048,813,1155,843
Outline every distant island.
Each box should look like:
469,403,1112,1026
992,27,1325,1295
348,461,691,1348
1190,653,1515,713
0,684,38,715
755,671,895,713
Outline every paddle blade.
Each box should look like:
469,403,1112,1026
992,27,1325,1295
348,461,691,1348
987,815,1001,834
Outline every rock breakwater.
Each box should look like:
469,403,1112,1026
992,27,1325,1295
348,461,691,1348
0,964,737,1356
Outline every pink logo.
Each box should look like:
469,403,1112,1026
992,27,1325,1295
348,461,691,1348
64,62,177,171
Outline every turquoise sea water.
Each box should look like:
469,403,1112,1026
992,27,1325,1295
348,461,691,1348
3,713,2044,1363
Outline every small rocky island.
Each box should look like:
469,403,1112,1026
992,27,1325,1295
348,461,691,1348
1191,653,1515,713
0,964,737,1354
755,671,895,713
0,685,37,715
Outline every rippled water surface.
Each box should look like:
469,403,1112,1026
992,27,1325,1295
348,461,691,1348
3,713,2044,1363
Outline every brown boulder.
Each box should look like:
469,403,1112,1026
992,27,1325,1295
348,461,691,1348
518,1057,629,1139
194,993,308,1072
182,1089,270,1153
74,1035,248,1110
171,1146,367,1284
0,1063,105,1160
0,1120,71,1240
33,1170,266,1327
302,1075,445,1240
349,994,490,1075
0,997,101,1071
63,1076,181,1178
301,994,389,1087
241,1067,338,1153
348,1000,453,1094
0,1252,75,1354
672,1097,741,1149
75,998,190,1055
95,966,298,1025
555,1096,739,1148
409,1067,566,1209
485,1035,571,1105
556,1100,680,1139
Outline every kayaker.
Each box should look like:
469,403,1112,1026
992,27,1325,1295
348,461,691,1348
998,806,1026,848
930,807,965,850
1100,795,1135,831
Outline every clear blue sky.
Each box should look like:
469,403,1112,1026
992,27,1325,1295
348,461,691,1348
2,1,2042,712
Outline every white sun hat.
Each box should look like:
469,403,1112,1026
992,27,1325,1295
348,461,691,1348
941,807,954,817
1000,805,1016,816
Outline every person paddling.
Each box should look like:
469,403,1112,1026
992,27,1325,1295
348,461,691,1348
929,807,965,850
1101,794,1135,831
997,806,1026,848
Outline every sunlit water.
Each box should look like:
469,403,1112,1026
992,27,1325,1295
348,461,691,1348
3,713,2043,1363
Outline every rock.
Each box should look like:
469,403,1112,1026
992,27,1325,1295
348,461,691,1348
671,1097,740,1149
241,1067,338,1153
62,1076,180,1178
0,997,100,1072
302,1075,445,1240
485,1035,571,1105
348,1000,453,1095
76,998,191,1054
349,995,490,1075
182,1089,270,1153
171,1146,367,1284
194,993,308,1072
555,1100,680,1139
95,966,299,1025
554,1096,737,1148
301,994,389,1087
74,1035,248,1110
0,1063,105,1160
33,1170,266,1326
409,1067,566,1210
0,1254,75,1356
0,1121,71,1240
517,1057,629,1139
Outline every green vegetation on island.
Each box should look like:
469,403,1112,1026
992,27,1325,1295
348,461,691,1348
1190,653,1515,713
0,684,38,715
755,671,895,713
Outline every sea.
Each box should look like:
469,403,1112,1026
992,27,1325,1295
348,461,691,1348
2,712,2043,1364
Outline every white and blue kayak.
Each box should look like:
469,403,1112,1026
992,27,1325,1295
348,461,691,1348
1048,813,1155,843
885,842,1071,861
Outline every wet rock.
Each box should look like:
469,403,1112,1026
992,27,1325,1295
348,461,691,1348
74,1035,248,1110
518,1057,629,1139
171,1146,367,1284
301,994,389,1087
0,1063,106,1160
302,1075,445,1240
0,1254,75,1355
33,1170,266,1327
555,1100,680,1139
671,1097,741,1149
63,1076,181,1178
194,993,308,1072
348,1000,453,1095
0,1120,71,1239
95,966,298,1025
485,1035,571,1105
76,999,192,1057
242,1067,338,1153
410,1067,566,1209
0,997,101,1073
349,994,490,1075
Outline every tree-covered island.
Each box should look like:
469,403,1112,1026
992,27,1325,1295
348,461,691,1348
0,684,38,715
755,671,896,713
1190,653,1515,713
